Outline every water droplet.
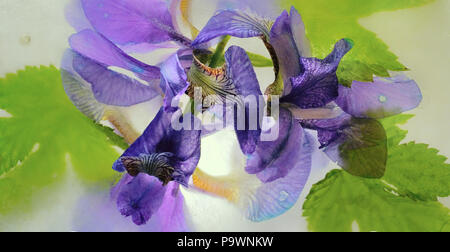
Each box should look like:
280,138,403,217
19,35,31,45
378,95,387,103
279,191,289,202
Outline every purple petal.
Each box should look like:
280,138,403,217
72,52,160,106
61,50,106,122
72,183,189,231
116,173,167,226
69,30,161,82
224,46,263,155
289,7,311,58
246,107,303,182
243,131,312,222
217,0,283,19
270,9,306,96
113,108,201,185
65,0,93,32
192,10,271,46
153,182,189,231
81,0,174,45
281,39,353,108
336,74,422,119
159,53,190,111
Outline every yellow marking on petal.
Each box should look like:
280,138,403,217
180,0,199,39
192,168,240,203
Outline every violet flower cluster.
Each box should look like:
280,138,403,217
62,0,422,231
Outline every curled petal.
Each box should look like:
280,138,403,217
69,30,161,82
281,39,353,108
246,107,303,182
72,52,160,106
289,7,311,58
81,0,176,45
160,53,190,111
270,8,311,96
192,10,272,46
336,74,423,119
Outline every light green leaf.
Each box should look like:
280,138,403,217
380,116,450,201
304,115,450,232
303,170,450,232
0,66,125,215
282,0,435,85
247,52,273,68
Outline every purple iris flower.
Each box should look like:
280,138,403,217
61,0,207,229
193,7,422,185
111,107,201,226
61,0,424,229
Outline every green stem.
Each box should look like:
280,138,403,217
209,35,231,68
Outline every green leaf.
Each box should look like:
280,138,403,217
246,52,274,68
303,170,450,232
380,116,450,201
0,66,125,215
304,115,450,232
282,0,435,85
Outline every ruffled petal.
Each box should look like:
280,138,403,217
81,0,175,45
72,181,189,231
224,46,264,155
281,39,353,108
113,108,201,186
115,173,167,226
69,30,161,82
71,52,160,106
336,74,422,119
246,107,303,182
192,10,272,46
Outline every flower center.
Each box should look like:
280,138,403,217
121,153,177,185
